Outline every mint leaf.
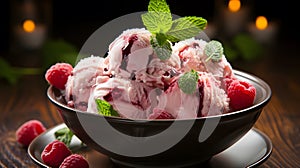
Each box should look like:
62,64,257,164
178,69,199,94
153,44,172,61
141,0,172,33
142,12,172,33
141,0,208,61
155,33,168,46
55,127,74,147
204,40,223,62
166,16,207,42
141,0,173,61
95,99,119,117
148,0,170,13
151,36,172,60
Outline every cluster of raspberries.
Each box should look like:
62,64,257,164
16,120,89,168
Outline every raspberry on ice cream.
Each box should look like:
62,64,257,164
227,79,256,111
45,63,73,90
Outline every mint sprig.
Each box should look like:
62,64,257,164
54,127,74,148
95,99,119,117
141,0,207,60
166,16,207,42
204,40,224,62
178,69,199,94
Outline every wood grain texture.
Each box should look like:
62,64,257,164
0,75,63,168
255,95,300,167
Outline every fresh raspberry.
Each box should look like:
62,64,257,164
45,63,73,90
227,80,256,111
59,154,89,168
41,140,72,168
149,108,175,119
16,120,47,147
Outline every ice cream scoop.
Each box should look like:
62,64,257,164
65,55,106,111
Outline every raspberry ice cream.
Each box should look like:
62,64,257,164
87,76,154,119
104,28,181,88
65,55,105,111
173,38,234,86
46,28,256,120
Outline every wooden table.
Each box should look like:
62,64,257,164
0,41,299,167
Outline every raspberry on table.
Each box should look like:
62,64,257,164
45,63,73,90
227,79,256,111
59,154,89,168
41,140,72,168
15,120,47,147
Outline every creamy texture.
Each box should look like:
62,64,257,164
65,55,106,111
173,38,233,81
65,28,235,119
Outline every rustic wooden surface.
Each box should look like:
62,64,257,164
0,41,299,168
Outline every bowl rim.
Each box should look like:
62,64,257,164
47,69,272,123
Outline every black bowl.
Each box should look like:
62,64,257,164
47,69,271,167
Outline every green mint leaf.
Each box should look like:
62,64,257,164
153,45,172,61
95,99,119,117
54,127,74,147
156,33,168,46
141,11,172,34
166,16,207,42
148,0,170,13
204,40,224,62
141,0,172,34
151,36,172,60
141,0,208,62
178,69,199,94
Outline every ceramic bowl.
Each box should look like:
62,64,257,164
47,69,271,167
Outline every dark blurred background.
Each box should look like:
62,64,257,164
0,0,299,58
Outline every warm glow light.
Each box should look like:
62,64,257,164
255,16,268,30
228,0,241,12
23,19,36,33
